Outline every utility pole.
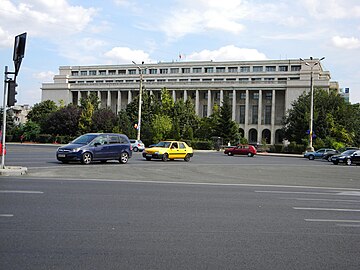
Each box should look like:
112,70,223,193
132,61,144,141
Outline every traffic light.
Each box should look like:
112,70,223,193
7,79,18,106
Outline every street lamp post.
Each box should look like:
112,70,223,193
132,61,144,141
300,57,325,152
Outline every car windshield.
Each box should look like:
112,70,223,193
72,134,98,145
341,150,357,155
155,142,171,148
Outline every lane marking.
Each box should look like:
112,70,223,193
18,177,360,192
0,190,44,194
305,219,360,223
295,207,360,212
0,214,14,217
255,191,336,195
280,197,360,203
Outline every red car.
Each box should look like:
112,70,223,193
224,144,257,157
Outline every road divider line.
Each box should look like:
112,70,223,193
0,214,14,217
0,190,44,194
255,191,337,195
305,219,360,223
295,207,360,212
280,197,360,203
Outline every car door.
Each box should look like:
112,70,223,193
233,145,243,155
91,135,110,159
178,142,188,158
168,142,180,159
352,150,360,164
108,135,121,159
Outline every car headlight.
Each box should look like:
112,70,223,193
71,148,81,152
155,152,159,155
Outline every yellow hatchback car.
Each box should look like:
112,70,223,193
142,141,193,162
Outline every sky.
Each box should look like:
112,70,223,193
0,0,360,106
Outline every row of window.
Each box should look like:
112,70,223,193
69,76,300,84
70,65,302,77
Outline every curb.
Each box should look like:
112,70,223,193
0,166,28,176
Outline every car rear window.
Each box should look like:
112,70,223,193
109,135,120,144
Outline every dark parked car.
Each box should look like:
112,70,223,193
331,149,360,165
224,144,257,157
303,148,335,160
322,147,359,162
56,133,132,164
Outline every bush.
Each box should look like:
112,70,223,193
284,141,306,153
37,134,53,143
190,140,213,150
269,144,284,153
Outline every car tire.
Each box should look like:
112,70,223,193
346,159,352,166
119,152,129,164
308,155,315,160
227,152,233,156
162,153,169,162
81,152,92,165
133,147,138,152
184,154,191,162
247,153,253,157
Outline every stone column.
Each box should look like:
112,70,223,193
172,90,176,102
195,90,199,115
232,89,236,121
257,90,262,144
207,90,211,116
107,90,111,108
184,90,187,102
244,90,249,140
271,89,276,144
128,90,132,104
220,89,224,106
97,91,101,109
117,90,122,114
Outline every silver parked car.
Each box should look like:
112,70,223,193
130,139,145,152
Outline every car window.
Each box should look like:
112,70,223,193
109,135,120,144
119,136,129,144
171,142,178,149
72,134,98,144
156,142,171,148
92,135,108,145
179,143,186,149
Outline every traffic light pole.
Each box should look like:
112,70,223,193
1,66,9,169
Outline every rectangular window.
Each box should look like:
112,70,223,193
89,70,96,76
71,71,79,76
203,105,208,117
226,78,236,81
252,105,258,124
264,78,275,81
128,69,136,75
159,68,168,74
202,78,212,82
240,66,250,73
80,71,87,76
191,79,200,82
239,105,245,124
168,79,177,82
278,77,287,81
253,92,259,100
170,68,179,74
204,67,213,73
265,105,272,124
253,66,263,72
228,67,238,73
182,68,190,73
216,67,226,73
240,92,246,100
157,79,166,82
118,70,126,74
179,79,188,82
214,78,224,81
99,70,106,75
192,67,201,73
251,78,262,81
279,66,288,72
265,66,276,72
291,65,301,71
289,77,300,80
204,92,208,99
239,78,249,82
108,70,116,75
265,92,272,100
149,69,157,74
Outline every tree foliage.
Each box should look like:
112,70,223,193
26,100,58,132
91,108,117,133
43,105,81,136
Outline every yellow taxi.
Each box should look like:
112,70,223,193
142,141,193,162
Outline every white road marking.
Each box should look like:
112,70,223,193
280,197,360,203
0,214,13,217
0,190,44,194
255,191,336,195
337,191,360,196
295,207,360,212
305,219,360,223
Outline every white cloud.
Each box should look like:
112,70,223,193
33,71,55,82
187,45,268,61
302,0,360,19
332,36,360,49
0,0,97,47
104,47,152,64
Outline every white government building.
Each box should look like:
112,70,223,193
41,58,338,145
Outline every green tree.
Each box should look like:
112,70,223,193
43,105,81,136
22,121,41,142
151,114,173,142
215,95,238,144
91,108,117,132
78,98,94,133
26,100,58,132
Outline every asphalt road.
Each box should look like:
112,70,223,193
1,144,360,269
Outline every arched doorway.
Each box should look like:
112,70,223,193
262,129,271,144
275,129,284,144
248,129,258,144
239,128,244,138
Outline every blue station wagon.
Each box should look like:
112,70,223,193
56,133,132,164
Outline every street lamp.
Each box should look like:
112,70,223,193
300,57,325,152
132,61,144,141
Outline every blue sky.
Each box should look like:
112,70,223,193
1,0,360,105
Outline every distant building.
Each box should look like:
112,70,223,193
41,59,338,144
10,104,30,125
339,87,350,103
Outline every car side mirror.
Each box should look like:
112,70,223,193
94,142,101,147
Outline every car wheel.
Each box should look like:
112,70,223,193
247,153,253,157
327,156,332,162
346,159,352,166
133,147,138,152
227,152,233,156
184,154,191,162
81,152,92,165
146,157,151,161
119,152,129,164
162,153,169,162
332,161,339,165
308,155,315,160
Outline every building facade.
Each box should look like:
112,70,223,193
42,59,336,144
